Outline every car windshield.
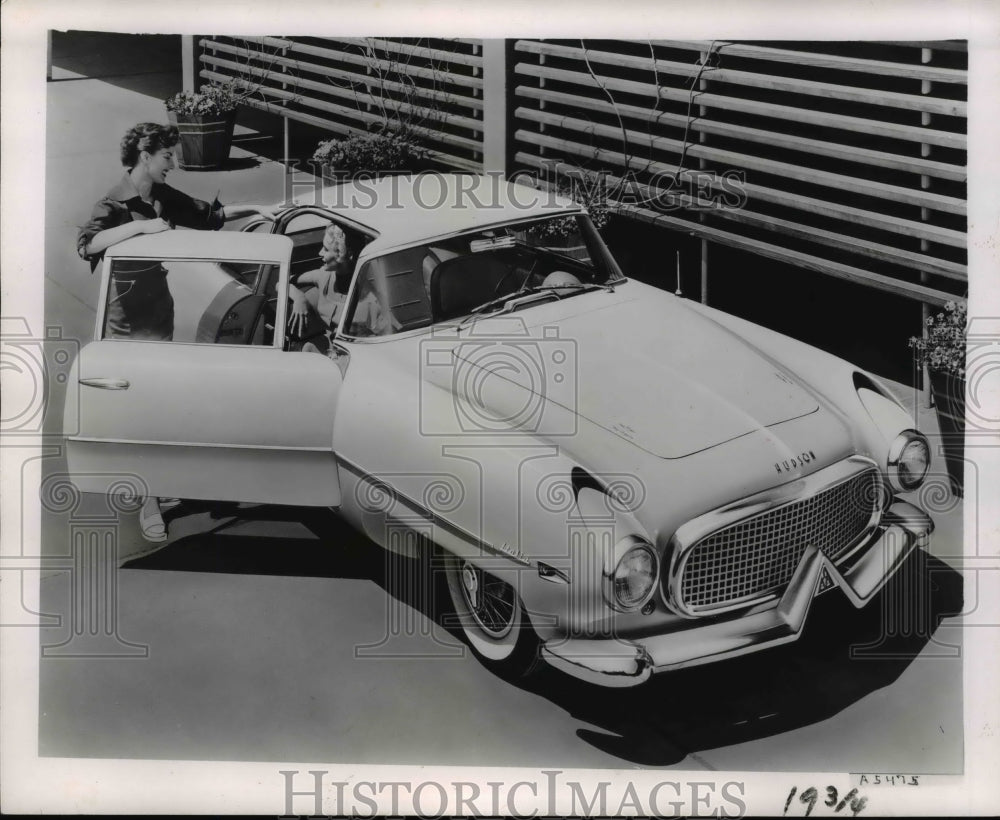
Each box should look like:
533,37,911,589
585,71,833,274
340,213,626,337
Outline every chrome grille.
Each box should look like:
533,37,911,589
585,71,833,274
679,469,880,612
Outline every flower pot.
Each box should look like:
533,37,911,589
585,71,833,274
928,370,965,497
529,224,590,261
167,110,237,171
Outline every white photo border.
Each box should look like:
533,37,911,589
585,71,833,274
2,0,998,815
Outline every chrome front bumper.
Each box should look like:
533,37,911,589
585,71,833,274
540,500,933,688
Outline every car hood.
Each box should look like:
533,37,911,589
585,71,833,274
446,288,822,459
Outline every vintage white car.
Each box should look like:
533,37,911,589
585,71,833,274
65,174,934,687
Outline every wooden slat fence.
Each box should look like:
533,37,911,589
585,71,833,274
196,37,967,309
198,36,485,172
511,39,967,307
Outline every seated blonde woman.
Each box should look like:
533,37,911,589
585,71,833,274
288,223,357,351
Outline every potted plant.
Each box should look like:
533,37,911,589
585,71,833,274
910,300,967,497
164,80,246,170
527,172,611,260
311,130,428,180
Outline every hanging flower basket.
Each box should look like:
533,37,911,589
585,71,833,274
910,300,967,498
927,370,965,497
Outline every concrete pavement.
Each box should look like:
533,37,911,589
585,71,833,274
35,31,964,772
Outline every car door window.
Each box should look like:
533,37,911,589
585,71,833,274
103,256,278,346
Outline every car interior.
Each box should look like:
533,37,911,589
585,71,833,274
344,239,598,335
119,215,603,347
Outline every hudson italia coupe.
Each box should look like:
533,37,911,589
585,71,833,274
65,174,934,686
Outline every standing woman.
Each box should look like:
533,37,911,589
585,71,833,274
77,121,280,540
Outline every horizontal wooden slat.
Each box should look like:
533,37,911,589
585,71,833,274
516,107,965,215
516,87,964,182
514,62,965,150
651,40,967,84
201,68,483,154
202,53,483,131
515,40,966,117
877,40,967,52
320,36,483,69
201,39,483,111
515,133,965,248
239,95,482,173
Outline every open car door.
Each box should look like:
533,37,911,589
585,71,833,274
64,230,341,507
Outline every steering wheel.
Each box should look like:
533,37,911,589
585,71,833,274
493,253,538,297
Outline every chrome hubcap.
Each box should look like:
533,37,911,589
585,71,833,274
458,560,516,639
462,564,480,608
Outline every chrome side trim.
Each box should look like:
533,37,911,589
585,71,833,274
336,454,531,566
65,436,331,452
663,455,882,618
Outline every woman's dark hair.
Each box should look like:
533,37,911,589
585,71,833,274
120,123,180,168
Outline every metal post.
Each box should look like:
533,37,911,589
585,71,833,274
181,35,197,93
281,43,291,170
284,117,291,171
472,42,482,167
919,48,934,409
699,50,710,304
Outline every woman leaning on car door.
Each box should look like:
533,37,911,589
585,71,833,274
76,121,280,542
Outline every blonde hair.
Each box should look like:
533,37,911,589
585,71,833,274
320,224,353,269
320,224,359,295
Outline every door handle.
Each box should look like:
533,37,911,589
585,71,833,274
80,377,130,390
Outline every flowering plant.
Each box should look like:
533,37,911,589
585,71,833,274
165,81,247,116
529,173,611,240
312,131,427,176
909,300,967,377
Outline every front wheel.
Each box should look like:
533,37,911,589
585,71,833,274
443,552,542,681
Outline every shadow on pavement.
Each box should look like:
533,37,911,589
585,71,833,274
518,550,963,766
50,31,182,102
123,504,963,767
125,502,371,579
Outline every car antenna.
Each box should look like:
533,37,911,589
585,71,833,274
675,250,683,297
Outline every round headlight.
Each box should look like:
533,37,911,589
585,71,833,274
888,430,930,491
610,543,658,611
